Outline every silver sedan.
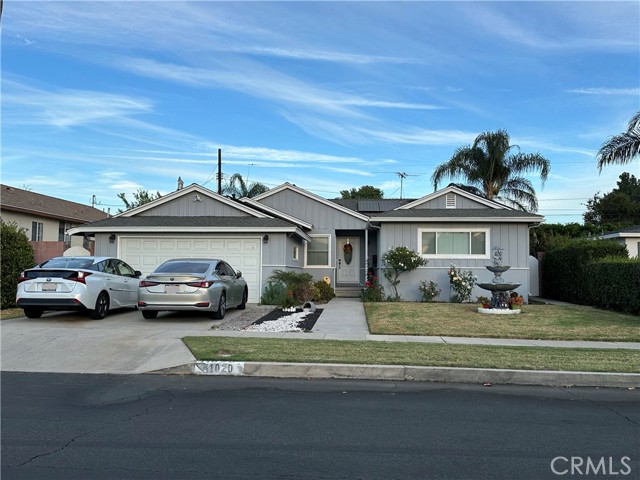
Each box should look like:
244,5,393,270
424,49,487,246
137,258,248,320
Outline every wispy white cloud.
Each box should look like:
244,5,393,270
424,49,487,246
566,87,640,96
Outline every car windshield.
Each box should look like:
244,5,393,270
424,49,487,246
155,261,211,274
39,258,95,269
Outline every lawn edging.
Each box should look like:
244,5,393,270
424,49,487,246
153,361,640,388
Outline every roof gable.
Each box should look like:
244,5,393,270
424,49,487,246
0,184,109,223
118,184,269,218
396,185,510,210
252,183,370,222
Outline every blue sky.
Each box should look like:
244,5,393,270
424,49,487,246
2,1,639,223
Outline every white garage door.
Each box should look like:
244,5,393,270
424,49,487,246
120,236,261,303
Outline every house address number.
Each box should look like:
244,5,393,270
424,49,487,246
194,361,244,376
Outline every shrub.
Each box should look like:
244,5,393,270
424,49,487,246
542,239,627,304
362,269,385,302
418,280,440,302
586,258,640,315
447,264,477,303
260,282,287,306
382,246,427,301
267,270,315,306
1,221,35,308
312,280,335,303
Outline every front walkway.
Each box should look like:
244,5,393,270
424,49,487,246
209,297,640,350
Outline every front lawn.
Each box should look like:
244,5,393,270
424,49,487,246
0,308,24,320
183,337,640,373
364,303,640,342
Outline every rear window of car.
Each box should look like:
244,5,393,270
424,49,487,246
39,258,95,269
155,262,210,274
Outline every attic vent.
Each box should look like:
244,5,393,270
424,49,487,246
445,193,456,209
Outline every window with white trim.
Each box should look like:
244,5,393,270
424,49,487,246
418,228,489,258
292,245,299,261
31,221,43,241
305,235,330,267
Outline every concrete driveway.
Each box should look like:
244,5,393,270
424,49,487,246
1,306,258,374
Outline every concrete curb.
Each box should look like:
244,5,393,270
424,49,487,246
151,361,640,388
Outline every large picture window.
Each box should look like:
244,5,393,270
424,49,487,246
306,235,330,267
418,228,489,258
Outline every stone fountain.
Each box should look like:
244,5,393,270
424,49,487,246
477,246,521,314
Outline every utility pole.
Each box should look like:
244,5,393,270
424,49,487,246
91,195,96,208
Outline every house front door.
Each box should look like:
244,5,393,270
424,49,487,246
337,237,360,284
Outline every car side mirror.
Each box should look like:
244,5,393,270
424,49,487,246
236,270,242,278
135,270,142,278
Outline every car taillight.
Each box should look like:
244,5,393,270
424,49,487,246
187,281,212,288
69,271,93,284
139,280,160,288
17,273,29,283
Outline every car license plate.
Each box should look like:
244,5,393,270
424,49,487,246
41,283,58,292
164,284,181,294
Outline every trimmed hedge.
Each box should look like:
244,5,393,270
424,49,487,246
587,259,640,315
1,222,35,308
541,239,638,315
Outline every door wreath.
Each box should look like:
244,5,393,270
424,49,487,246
343,240,353,265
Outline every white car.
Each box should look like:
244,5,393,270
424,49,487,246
16,256,141,319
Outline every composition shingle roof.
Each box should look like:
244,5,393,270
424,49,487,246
1,184,109,223
78,216,298,229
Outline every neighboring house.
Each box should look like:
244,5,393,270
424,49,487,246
1,184,110,264
598,225,640,258
68,182,543,302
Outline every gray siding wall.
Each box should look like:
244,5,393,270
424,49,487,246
139,197,250,217
414,194,487,209
377,222,531,302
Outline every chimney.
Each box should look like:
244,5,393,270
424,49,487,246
177,177,184,190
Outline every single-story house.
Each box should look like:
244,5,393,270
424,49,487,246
1,184,110,264
68,181,543,303
598,225,640,258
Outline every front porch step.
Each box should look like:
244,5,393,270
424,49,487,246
334,286,363,298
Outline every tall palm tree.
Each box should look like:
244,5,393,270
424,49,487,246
222,173,269,198
597,111,640,172
431,130,550,212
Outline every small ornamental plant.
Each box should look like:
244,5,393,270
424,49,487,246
508,291,524,309
447,264,477,303
382,246,428,301
418,280,441,302
362,269,384,302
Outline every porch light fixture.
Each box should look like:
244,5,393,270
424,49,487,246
263,234,269,244
109,234,116,243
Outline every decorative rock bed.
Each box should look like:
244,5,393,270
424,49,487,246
243,308,323,332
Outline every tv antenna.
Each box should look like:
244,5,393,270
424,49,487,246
395,172,420,199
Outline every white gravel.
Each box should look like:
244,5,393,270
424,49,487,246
243,311,311,332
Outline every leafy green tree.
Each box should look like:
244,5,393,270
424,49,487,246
1,221,35,308
431,130,551,212
597,111,640,172
583,173,640,227
117,189,162,213
340,185,384,199
222,173,269,198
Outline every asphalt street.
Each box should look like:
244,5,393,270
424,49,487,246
2,372,638,479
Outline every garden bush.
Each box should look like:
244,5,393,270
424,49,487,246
541,239,632,313
1,221,35,308
266,270,316,307
382,246,427,301
312,280,335,303
586,258,640,315
260,282,287,306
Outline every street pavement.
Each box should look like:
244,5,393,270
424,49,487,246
2,298,639,387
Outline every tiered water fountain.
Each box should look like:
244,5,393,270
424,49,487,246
477,246,522,315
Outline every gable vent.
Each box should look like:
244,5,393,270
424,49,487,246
446,193,456,208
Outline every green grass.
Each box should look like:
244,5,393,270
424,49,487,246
364,303,640,342
0,308,24,320
183,336,640,373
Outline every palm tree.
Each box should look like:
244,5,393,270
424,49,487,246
597,111,640,172
431,130,550,212
222,173,269,198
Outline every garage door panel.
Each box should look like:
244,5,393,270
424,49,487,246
120,236,261,303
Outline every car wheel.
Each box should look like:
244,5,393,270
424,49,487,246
89,292,109,319
212,292,226,319
237,288,248,310
141,310,158,319
24,307,43,319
